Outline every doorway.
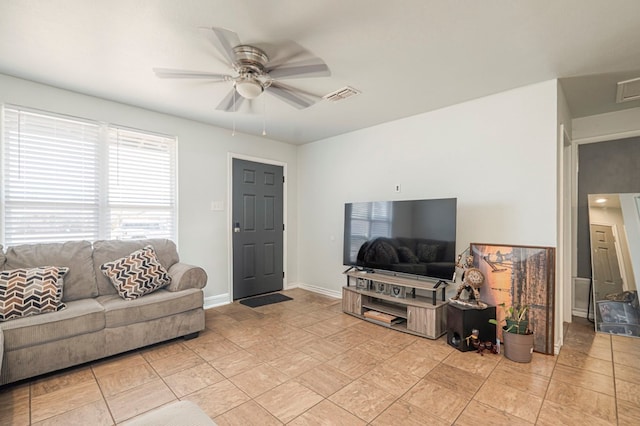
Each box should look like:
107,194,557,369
231,158,284,300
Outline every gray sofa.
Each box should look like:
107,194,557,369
0,238,207,386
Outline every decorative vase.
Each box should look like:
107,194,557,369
502,326,534,363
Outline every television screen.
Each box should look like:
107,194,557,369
343,198,457,280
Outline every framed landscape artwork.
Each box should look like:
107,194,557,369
470,243,555,354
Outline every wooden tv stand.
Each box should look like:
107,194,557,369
342,270,448,339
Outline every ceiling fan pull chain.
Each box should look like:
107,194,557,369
232,87,236,136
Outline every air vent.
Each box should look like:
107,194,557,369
323,86,361,102
616,77,640,103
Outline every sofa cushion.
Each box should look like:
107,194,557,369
97,288,203,328
4,241,97,302
0,266,68,321
0,244,5,269
0,298,105,351
100,246,171,300
93,239,180,296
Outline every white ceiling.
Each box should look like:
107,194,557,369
1,1,640,144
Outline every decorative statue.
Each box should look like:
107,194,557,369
450,247,487,309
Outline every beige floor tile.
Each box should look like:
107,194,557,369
455,400,533,426
289,399,365,426
615,377,640,405
228,364,290,398
188,337,242,361
402,377,469,423
31,380,104,424
536,399,615,426
96,363,158,397
163,362,225,397
307,308,342,321
384,347,441,378
611,334,640,354
487,362,549,398
31,400,113,426
442,348,500,378
303,320,347,337
182,380,250,419
473,378,543,423
618,398,640,426
328,379,396,423
499,352,557,378
214,400,282,426
295,364,354,398
255,381,323,423
323,348,380,379
403,336,454,361
0,383,30,426
31,367,95,397
551,363,615,396
209,349,263,378
140,340,189,363
370,399,450,426
244,339,294,362
275,328,318,349
267,350,323,377
223,324,274,348
354,339,405,362
297,337,347,361
147,347,205,377
361,363,421,397
615,363,640,385
105,379,176,423
614,349,640,370
92,353,149,378
426,362,486,397
544,379,616,423
557,346,614,376
324,327,371,350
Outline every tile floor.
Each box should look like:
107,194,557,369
1,288,639,425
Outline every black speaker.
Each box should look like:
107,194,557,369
446,303,496,351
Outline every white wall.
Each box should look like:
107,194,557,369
297,80,559,299
0,74,298,304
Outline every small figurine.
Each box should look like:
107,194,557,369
450,248,486,308
465,329,498,356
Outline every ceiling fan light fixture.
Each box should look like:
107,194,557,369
235,78,263,99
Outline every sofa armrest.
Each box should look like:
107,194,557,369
167,263,207,292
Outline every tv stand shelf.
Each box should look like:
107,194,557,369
342,271,448,339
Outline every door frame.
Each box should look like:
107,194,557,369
227,153,287,300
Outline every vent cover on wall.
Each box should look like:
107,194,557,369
323,86,361,102
616,77,640,103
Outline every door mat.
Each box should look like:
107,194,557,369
239,293,293,308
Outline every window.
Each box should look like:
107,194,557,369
1,106,176,245
347,201,392,262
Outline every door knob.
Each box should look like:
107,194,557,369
234,222,241,233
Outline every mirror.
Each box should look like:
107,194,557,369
588,193,640,337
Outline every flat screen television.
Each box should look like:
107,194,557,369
343,198,457,281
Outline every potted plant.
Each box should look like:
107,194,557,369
489,303,534,363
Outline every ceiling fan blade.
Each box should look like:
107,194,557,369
267,58,330,80
216,87,245,112
200,26,241,66
267,82,317,109
153,68,230,80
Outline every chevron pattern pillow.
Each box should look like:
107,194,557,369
100,245,171,300
0,266,68,321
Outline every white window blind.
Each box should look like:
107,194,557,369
108,128,176,240
1,106,176,245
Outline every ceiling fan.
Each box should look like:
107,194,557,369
153,27,331,111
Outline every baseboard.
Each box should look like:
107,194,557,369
572,308,588,319
296,282,342,299
204,293,230,309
